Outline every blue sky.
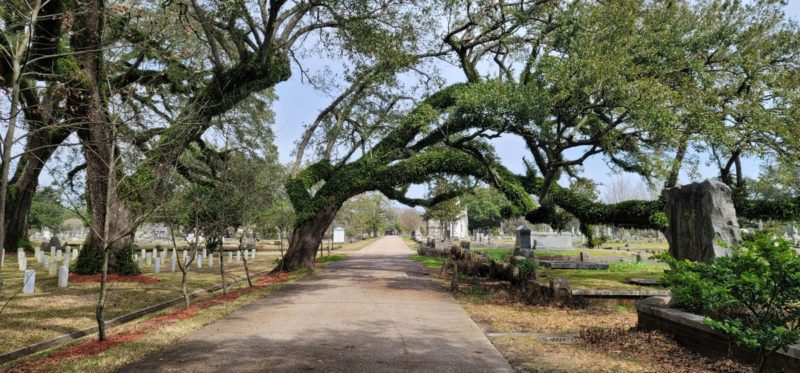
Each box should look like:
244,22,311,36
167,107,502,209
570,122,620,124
270,3,800,203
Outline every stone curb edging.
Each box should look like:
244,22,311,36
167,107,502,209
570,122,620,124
0,270,271,364
636,296,800,361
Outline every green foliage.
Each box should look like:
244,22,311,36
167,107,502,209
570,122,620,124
659,235,800,368
461,187,510,231
113,245,142,276
316,254,345,264
515,258,538,280
29,187,74,231
410,254,445,269
336,192,395,237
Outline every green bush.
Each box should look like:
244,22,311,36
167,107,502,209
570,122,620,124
516,258,538,281
659,234,800,372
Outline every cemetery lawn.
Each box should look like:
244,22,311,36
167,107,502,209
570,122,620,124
414,257,750,373
3,269,312,373
473,247,641,262
538,262,669,290
0,239,376,355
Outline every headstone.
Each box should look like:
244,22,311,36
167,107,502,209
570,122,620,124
236,250,241,263
48,261,57,276
43,255,50,269
72,249,78,260
36,250,43,263
170,255,176,272
49,246,56,259
663,180,741,263
22,270,35,294
56,250,62,261
202,248,207,258
48,236,61,251
208,254,213,267
18,256,27,271
58,266,69,288
196,255,202,268
154,259,160,274
227,252,232,263
63,253,70,264
252,248,257,258
513,226,533,257
145,252,152,266
140,248,146,260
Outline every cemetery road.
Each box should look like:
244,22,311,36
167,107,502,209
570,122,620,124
120,236,514,372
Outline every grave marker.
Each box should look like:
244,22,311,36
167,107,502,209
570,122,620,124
18,256,27,271
196,255,202,268
170,255,176,272
58,266,69,288
22,270,35,294
227,252,233,263
154,259,160,274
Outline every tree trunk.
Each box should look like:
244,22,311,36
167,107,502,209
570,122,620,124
218,238,227,295
74,133,138,274
280,208,338,271
3,129,70,250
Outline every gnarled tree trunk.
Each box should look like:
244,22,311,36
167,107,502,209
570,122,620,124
280,207,339,271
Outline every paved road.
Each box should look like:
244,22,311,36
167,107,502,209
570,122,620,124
121,236,514,373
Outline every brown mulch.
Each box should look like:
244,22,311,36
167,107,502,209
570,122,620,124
68,273,161,284
8,272,291,373
578,329,753,373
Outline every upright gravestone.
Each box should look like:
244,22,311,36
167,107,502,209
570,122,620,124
56,249,62,261
43,255,50,269
18,256,27,271
49,246,56,259
663,180,741,263
48,236,62,251
145,252,152,266
208,254,213,267
513,226,533,258
72,249,78,261
63,253,70,264
48,261,57,276
170,255,176,272
202,248,208,258
140,248,146,261
58,266,69,288
22,270,36,294
154,259,161,274
196,255,202,268
236,250,241,263
227,252,233,263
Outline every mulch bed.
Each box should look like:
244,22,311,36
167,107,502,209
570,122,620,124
8,272,290,373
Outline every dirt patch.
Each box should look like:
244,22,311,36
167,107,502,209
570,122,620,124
68,274,161,284
9,272,291,372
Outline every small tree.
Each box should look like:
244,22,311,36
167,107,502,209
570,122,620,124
660,234,800,372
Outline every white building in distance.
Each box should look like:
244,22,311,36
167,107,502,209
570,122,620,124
425,209,469,240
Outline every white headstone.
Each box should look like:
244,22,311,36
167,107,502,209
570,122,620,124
140,248,146,259
36,250,43,263
58,266,69,288
43,255,50,269
196,255,202,268
18,256,27,271
22,270,35,294
202,248,207,258
48,261,57,276
208,254,213,267
252,248,257,258
236,250,241,263
154,259,160,274
56,250,62,261
63,253,70,264
50,246,56,258
170,255,176,272
227,252,232,263
145,252,152,266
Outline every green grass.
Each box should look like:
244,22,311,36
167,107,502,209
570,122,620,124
601,241,669,250
316,254,346,263
473,248,512,262
538,262,668,290
410,254,445,269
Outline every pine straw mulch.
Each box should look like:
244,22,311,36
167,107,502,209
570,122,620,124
7,272,290,373
577,328,752,373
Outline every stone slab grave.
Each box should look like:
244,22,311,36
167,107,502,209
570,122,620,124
663,179,740,263
539,261,609,270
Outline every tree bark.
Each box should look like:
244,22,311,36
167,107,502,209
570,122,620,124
280,208,338,271
4,128,71,250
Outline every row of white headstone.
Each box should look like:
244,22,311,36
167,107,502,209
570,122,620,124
132,248,258,273
20,247,74,294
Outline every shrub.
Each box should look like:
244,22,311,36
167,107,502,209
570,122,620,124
659,234,800,372
516,258,538,281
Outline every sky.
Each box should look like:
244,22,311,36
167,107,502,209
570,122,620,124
268,2,800,205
